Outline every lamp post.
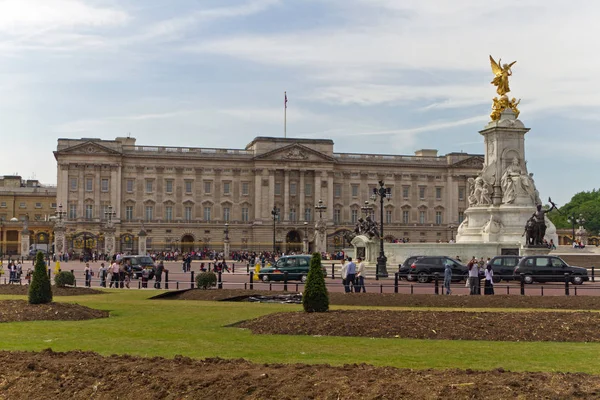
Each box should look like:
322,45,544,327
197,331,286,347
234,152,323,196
361,201,373,217
567,214,585,244
271,206,279,254
371,180,391,278
303,221,309,253
224,223,229,240
315,199,327,220
448,224,456,242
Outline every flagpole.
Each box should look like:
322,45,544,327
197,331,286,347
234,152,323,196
284,91,287,138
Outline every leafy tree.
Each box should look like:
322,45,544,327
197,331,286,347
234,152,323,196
302,252,329,313
28,251,53,304
547,190,600,237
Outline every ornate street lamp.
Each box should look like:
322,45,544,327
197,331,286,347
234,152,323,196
361,201,374,216
224,223,229,240
567,214,585,244
370,180,391,278
448,224,456,242
315,199,327,220
271,206,280,254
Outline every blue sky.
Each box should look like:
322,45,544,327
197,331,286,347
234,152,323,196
1,0,598,206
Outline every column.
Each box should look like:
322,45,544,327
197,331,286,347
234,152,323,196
446,174,455,224
94,166,101,220
314,171,321,204
78,167,85,221
327,171,334,221
268,170,275,214
253,169,262,221
299,170,305,221
283,170,289,221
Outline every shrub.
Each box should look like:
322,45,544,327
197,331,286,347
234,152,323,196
196,271,217,290
28,252,53,304
54,271,75,287
302,252,329,313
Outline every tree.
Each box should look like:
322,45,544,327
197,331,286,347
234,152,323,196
302,252,329,313
28,251,53,304
547,190,600,236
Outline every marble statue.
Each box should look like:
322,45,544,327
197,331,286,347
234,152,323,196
501,158,524,204
489,55,516,96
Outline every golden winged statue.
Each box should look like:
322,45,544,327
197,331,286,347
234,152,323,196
489,55,516,96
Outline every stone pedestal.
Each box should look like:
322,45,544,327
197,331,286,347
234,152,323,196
314,220,328,254
103,227,116,259
351,235,379,263
54,226,66,258
456,109,558,246
138,228,147,256
302,238,309,254
224,239,230,257
21,229,30,258
520,245,551,257
575,226,588,245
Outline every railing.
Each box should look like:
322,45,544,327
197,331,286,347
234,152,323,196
122,145,253,156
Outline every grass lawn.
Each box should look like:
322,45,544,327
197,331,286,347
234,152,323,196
1,290,599,374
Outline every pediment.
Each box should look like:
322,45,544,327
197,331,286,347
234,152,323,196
452,156,484,169
56,141,122,156
254,143,336,163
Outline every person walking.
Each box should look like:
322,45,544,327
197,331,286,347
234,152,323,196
345,257,357,293
110,260,120,288
84,263,92,287
356,257,366,293
340,258,348,293
467,256,480,295
98,263,106,287
484,264,495,295
443,260,452,295
154,260,164,289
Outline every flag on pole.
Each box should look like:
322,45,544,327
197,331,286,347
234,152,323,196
285,92,288,109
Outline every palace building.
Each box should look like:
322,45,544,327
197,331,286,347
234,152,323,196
53,136,484,256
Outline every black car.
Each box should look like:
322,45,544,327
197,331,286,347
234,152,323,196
513,255,588,285
258,255,326,283
409,256,469,283
488,255,521,283
398,255,424,281
121,255,156,280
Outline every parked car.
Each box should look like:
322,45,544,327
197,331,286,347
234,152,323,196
258,255,326,283
488,255,521,283
398,256,424,281
409,256,469,283
121,255,156,280
513,256,588,285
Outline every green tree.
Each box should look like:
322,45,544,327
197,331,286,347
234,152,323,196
302,252,329,313
28,251,53,304
547,190,600,238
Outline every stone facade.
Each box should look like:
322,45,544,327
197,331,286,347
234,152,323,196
53,136,483,255
0,176,56,256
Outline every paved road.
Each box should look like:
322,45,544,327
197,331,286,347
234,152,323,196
8,259,600,296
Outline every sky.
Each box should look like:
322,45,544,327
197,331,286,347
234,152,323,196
1,0,599,206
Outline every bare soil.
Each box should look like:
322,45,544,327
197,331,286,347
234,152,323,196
0,284,103,296
0,300,108,323
237,309,600,342
1,350,599,400
165,288,600,309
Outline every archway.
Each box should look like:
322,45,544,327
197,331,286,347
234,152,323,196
285,230,302,254
181,234,195,253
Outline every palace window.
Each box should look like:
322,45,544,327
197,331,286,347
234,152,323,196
274,183,281,196
146,180,153,193
458,187,465,201
403,186,409,198
419,186,426,200
435,211,443,225
145,206,153,221
351,184,359,197
334,184,341,198
351,209,358,224
126,179,134,193
386,210,392,224
223,182,231,195
68,204,77,219
85,178,93,192
402,210,409,224
458,211,465,223
185,206,192,222
435,187,442,200
304,208,312,222
70,178,78,191
223,207,230,221
185,181,193,194
204,207,212,221
290,182,297,196
85,204,93,220
419,210,426,224
305,183,312,196
289,208,296,222
166,180,173,194
241,207,249,222
165,206,173,222
241,182,249,196
101,179,109,192
333,209,341,224
204,181,212,194
125,206,133,221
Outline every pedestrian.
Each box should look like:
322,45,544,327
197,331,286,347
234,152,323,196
484,264,495,295
110,260,120,288
98,263,106,287
444,259,452,295
141,267,149,288
355,257,366,293
345,257,356,293
84,263,92,287
340,258,348,292
467,256,480,295
155,260,164,289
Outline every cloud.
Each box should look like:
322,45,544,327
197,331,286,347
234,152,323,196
0,0,129,33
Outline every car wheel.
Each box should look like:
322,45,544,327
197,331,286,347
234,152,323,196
523,274,534,284
572,275,584,285
492,276,501,284
417,272,430,283
261,275,270,283
301,275,307,283
406,274,415,282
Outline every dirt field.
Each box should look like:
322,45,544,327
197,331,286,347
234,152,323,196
0,350,599,400
0,300,108,323
164,288,600,309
